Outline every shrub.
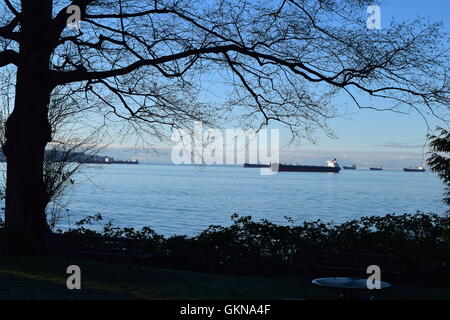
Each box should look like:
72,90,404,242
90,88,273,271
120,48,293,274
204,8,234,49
58,212,450,276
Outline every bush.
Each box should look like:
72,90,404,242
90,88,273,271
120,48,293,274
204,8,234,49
59,212,450,276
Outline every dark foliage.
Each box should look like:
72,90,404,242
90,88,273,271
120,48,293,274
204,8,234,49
59,212,450,276
428,127,450,205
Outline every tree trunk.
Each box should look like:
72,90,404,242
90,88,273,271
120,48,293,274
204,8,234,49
3,1,53,252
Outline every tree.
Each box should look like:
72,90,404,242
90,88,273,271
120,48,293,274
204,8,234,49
428,128,450,205
0,68,104,246
0,0,448,248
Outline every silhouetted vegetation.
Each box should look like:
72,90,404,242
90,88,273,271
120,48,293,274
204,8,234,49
428,127,450,205
43,212,449,281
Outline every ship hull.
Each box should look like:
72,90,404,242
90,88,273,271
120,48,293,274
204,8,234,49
111,161,139,164
403,168,425,172
343,166,356,170
77,160,139,164
77,160,111,164
370,168,383,171
244,163,270,168
275,164,340,173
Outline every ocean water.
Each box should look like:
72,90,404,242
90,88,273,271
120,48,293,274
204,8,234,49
50,164,448,236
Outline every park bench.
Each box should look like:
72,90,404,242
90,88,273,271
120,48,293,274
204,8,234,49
47,233,152,275
295,248,403,280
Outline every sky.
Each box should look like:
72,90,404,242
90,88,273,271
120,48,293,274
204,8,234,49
102,0,450,169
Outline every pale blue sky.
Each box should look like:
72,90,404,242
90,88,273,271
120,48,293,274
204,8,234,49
314,0,450,153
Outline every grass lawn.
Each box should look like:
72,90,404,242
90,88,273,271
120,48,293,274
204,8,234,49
0,255,449,300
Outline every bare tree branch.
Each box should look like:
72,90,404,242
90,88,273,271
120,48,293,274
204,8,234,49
3,0,19,17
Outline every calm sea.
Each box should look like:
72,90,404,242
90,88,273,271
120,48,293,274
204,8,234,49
47,164,448,236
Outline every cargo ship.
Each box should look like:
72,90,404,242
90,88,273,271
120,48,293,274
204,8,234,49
78,157,139,164
243,163,270,168
271,159,341,173
343,164,357,170
403,166,425,172
370,166,383,171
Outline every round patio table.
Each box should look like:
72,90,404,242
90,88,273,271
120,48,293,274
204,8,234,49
312,277,391,300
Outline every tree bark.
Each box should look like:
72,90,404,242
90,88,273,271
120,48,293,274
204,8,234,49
3,1,53,251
